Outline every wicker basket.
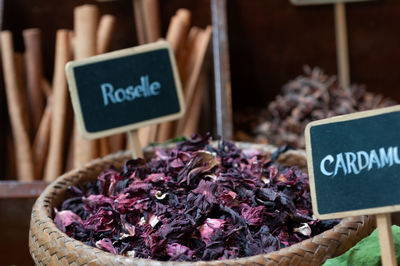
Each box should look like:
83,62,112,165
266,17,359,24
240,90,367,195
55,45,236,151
29,143,375,266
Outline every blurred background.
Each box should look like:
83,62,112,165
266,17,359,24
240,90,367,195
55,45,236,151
1,0,400,264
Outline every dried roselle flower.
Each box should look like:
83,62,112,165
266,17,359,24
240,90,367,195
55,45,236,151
54,135,338,261
241,205,265,226
198,218,226,242
96,238,116,254
54,209,83,232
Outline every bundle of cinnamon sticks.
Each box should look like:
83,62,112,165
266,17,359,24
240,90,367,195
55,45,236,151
1,3,211,182
1,5,116,182
135,5,212,146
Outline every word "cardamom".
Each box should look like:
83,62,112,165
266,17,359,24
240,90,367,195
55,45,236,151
320,146,400,177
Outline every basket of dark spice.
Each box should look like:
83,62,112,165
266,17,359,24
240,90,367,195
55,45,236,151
29,135,375,265
238,67,397,149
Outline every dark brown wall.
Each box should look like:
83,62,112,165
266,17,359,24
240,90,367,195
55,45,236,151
227,0,400,108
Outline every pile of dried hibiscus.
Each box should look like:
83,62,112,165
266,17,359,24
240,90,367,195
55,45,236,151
54,135,337,261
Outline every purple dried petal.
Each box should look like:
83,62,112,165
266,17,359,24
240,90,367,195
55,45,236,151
124,181,153,194
83,208,116,232
115,193,149,214
176,133,211,152
241,205,265,226
149,232,167,257
217,189,238,207
192,180,217,199
83,194,114,213
268,165,279,179
144,173,166,183
54,209,83,232
169,159,184,168
166,243,193,257
199,218,226,242
96,238,116,254
177,151,217,186
98,169,124,196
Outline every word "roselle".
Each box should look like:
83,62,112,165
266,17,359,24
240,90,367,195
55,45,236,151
101,75,161,106
320,146,400,177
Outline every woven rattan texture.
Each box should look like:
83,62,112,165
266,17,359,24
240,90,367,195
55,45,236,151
29,146,376,266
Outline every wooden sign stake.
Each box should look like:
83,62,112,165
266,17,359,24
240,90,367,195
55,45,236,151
127,130,143,159
334,2,350,89
376,213,398,266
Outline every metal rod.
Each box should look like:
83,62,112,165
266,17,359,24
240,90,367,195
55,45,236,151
211,0,233,140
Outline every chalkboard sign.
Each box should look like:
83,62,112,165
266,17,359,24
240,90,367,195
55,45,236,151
305,105,400,219
290,0,372,5
66,41,185,139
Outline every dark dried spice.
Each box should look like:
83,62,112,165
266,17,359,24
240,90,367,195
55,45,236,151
235,67,396,148
54,135,338,261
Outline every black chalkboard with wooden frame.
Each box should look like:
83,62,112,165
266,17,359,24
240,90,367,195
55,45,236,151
305,105,400,220
66,41,185,139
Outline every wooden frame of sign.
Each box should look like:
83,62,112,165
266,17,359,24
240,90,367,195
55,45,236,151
305,105,400,220
66,40,185,140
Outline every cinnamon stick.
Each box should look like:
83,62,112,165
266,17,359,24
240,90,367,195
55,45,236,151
176,26,212,136
23,28,45,134
74,5,98,59
65,134,74,172
138,126,157,147
72,5,100,168
182,69,206,137
41,78,52,98
179,27,201,87
96,14,116,54
68,30,75,58
133,0,146,44
99,138,110,157
14,52,30,138
156,9,191,142
43,30,71,182
33,96,52,180
133,0,162,144
97,14,116,156
108,134,125,153
0,31,34,181
133,0,161,44
166,9,191,54
142,0,161,43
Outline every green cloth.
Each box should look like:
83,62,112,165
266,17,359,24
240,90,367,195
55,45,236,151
323,225,400,266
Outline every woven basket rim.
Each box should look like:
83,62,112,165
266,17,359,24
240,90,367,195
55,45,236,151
29,143,374,265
